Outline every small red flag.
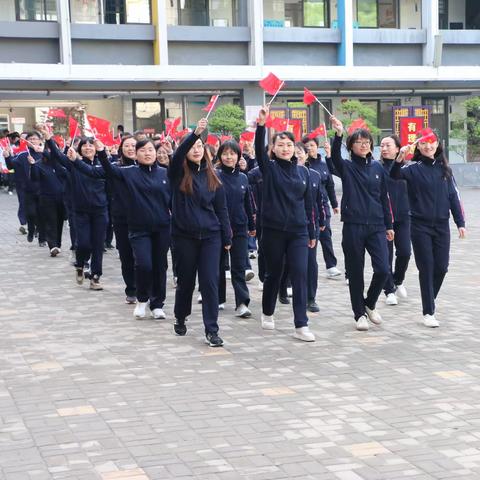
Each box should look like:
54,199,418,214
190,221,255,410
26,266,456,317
271,117,289,132
220,135,232,143
303,88,317,106
69,117,78,139
347,118,369,135
165,117,182,138
307,124,327,139
265,115,274,128
87,115,111,141
202,95,219,114
47,108,67,119
417,128,437,143
206,134,220,146
240,131,255,143
53,135,65,150
13,139,29,154
259,73,284,96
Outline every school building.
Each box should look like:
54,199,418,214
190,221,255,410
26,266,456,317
1,0,480,183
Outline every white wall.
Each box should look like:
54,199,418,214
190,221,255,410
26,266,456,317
448,0,465,28
0,0,16,21
400,0,422,29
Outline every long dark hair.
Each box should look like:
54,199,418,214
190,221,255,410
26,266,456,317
412,134,452,179
119,135,136,165
178,136,221,195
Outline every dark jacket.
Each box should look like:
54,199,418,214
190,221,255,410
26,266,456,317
309,168,326,236
95,150,171,232
216,164,255,235
390,155,465,228
168,132,232,246
29,159,66,200
307,154,338,216
381,158,410,222
254,125,315,239
47,138,107,212
109,156,136,224
247,166,263,230
331,134,393,230
6,149,42,193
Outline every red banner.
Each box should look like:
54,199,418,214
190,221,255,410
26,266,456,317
400,117,424,159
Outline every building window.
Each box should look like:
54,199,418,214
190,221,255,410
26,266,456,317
166,0,239,27
70,0,151,24
355,0,421,29
16,0,57,21
263,0,329,28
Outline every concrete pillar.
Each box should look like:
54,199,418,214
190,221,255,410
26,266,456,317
153,0,169,65
56,0,72,65
423,0,440,66
337,0,354,66
248,0,263,67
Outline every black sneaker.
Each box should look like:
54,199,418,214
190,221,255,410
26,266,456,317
206,332,224,347
76,267,84,285
39,241,47,247
307,301,320,313
174,319,187,336
278,295,290,305
19,226,27,235
125,296,137,304
27,233,33,243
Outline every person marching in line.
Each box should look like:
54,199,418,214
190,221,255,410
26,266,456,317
216,140,256,318
255,106,317,342
27,136,67,257
109,135,138,304
295,142,326,313
169,118,231,347
330,116,394,331
94,138,171,320
303,135,342,279
5,132,47,245
391,131,466,328
379,135,411,306
46,132,108,290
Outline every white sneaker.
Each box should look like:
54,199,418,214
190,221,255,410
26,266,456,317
293,326,315,342
133,301,148,319
152,308,166,319
423,314,439,328
245,269,255,282
50,247,60,257
261,314,275,330
219,303,225,310
365,306,383,325
258,281,263,291
326,267,342,279
287,287,293,297
396,284,408,299
226,270,231,279
385,293,398,306
197,293,202,304
356,316,369,331
249,251,257,259
235,303,251,318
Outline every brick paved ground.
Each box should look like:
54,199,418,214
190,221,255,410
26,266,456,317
0,188,479,480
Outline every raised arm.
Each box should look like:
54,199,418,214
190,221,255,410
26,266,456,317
96,143,123,179
329,116,346,178
169,118,206,182
46,138,72,171
254,106,271,175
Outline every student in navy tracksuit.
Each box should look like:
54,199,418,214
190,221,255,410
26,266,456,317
379,135,411,306
6,134,46,244
330,116,394,331
109,136,137,304
169,118,232,347
255,106,316,342
216,140,256,318
303,135,342,279
95,139,171,320
295,143,326,312
391,132,466,328
28,142,67,257
46,134,108,290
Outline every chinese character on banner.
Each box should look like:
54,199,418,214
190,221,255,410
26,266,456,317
399,117,424,160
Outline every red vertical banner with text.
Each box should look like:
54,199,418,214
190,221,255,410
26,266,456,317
399,117,424,159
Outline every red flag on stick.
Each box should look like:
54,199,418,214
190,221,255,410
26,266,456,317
271,117,289,132
86,115,111,141
303,88,317,106
206,134,220,146
53,135,65,150
259,73,284,95
69,117,78,139
12,139,29,155
307,124,327,139
202,95,219,119
240,131,255,143
165,117,182,139
347,118,369,135
47,108,66,119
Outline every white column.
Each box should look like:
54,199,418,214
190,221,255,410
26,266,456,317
56,0,72,65
423,0,440,66
154,0,169,65
248,0,263,67
337,0,354,66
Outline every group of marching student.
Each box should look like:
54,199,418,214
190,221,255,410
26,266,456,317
5,103,467,346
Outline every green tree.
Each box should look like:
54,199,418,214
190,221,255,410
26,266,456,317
208,104,247,139
450,96,480,162
333,100,381,137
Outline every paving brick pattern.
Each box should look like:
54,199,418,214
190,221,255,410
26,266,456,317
0,188,479,480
